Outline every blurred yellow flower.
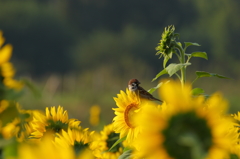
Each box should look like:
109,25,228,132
54,127,94,150
113,89,159,144
0,31,24,92
54,126,96,158
30,106,81,139
92,123,123,159
1,106,37,141
1,62,15,78
18,133,75,159
1,118,19,139
0,30,5,47
77,148,95,159
0,31,12,65
89,105,101,126
0,100,9,113
133,80,236,159
3,78,24,91
232,111,240,121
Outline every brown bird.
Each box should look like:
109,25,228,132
128,79,162,102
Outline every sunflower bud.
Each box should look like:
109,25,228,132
155,25,178,58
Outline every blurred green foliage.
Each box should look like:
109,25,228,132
0,0,239,76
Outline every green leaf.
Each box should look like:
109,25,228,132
148,82,163,94
195,71,229,79
191,88,205,95
191,52,208,60
118,150,132,159
108,136,126,152
184,42,200,50
166,63,191,77
152,69,167,82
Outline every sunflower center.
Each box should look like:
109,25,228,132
162,111,212,159
124,103,138,128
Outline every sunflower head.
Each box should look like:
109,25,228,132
54,126,95,157
112,88,159,145
30,106,81,139
156,25,178,59
132,80,236,159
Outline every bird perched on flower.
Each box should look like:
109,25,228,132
128,79,162,103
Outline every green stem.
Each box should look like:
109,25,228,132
191,77,199,85
174,72,181,81
176,44,186,86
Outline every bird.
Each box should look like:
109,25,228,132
128,79,162,102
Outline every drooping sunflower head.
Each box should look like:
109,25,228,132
0,101,33,141
132,80,236,159
155,25,178,59
112,88,159,144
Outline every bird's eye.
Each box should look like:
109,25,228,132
132,83,136,86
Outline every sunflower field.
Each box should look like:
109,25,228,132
0,26,240,159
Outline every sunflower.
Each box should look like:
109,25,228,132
92,123,123,159
112,88,159,144
54,126,95,157
0,102,34,141
30,106,81,139
155,25,178,59
18,133,75,159
133,80,236,159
